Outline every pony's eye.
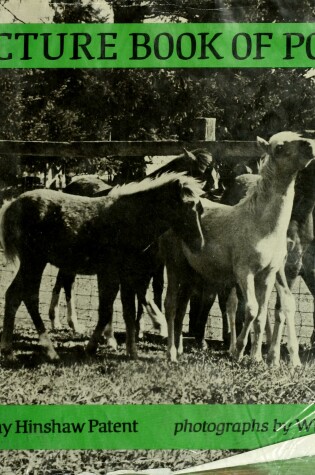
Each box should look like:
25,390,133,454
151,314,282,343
275,144,284,155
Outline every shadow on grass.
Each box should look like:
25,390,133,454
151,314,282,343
0,331,170,369
2,329,314,370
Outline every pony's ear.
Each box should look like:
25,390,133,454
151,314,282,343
257,136,270,154
183,148,196,161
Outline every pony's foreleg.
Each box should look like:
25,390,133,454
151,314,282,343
136,296,145,339
234,272,259,361
1,269,24,360
224,287,238,354
267,280,285,367
164,267,179,362
250,272,276,363
268,268,300,367
265,311,273,348
63,273,85,334
174,282,193,356
49,271,63,330
120,281,137,359
86,275,119,356
191,286,216,350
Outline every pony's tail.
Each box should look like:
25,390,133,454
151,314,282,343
0,202,18,264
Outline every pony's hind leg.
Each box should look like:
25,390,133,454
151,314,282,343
49,270,84,334
24,263,59,361
63,272,85,334
21,261,58,361
301,243,315,346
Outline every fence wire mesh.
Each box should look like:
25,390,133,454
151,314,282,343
0,250,313,347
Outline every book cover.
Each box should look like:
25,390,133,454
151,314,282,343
0,1,315,473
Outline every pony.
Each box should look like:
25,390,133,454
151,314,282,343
163,132,315,367
48,149,216,341
0,173,204,361
190,158,315,359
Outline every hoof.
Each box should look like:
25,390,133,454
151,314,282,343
228,344,236,356
289,357,302,368
267,351,280,367
195,339,208,351
232,349,243,362
51,321,62,331
159,324,168,339
46,349,60,362
168,347,178,363
106,337,118,351
127,350,138,360
1,349,16,362
85,341,98,356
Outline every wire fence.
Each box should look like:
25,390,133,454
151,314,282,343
0,250,314,347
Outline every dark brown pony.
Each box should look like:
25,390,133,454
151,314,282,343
48,149,216,341
0,173,204,361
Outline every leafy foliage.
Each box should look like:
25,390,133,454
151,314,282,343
0,0,314,178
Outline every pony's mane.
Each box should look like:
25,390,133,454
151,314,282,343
108,172,204,199
236,154,274,209
190,149,213,167
256,153,269,174
147,149,213,177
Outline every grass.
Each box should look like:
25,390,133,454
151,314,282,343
0,448,240,474
1,330,315,405
1,335,315,474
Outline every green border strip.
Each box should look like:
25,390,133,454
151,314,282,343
0,23,314,68
0,404,314,449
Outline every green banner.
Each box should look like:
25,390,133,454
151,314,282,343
0,404,315,449
0,23,314,68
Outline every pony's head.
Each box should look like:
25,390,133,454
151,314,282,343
257,132,315,172
110,173,205,253
168,174,205,253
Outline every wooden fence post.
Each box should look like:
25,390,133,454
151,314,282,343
191,118,216,141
